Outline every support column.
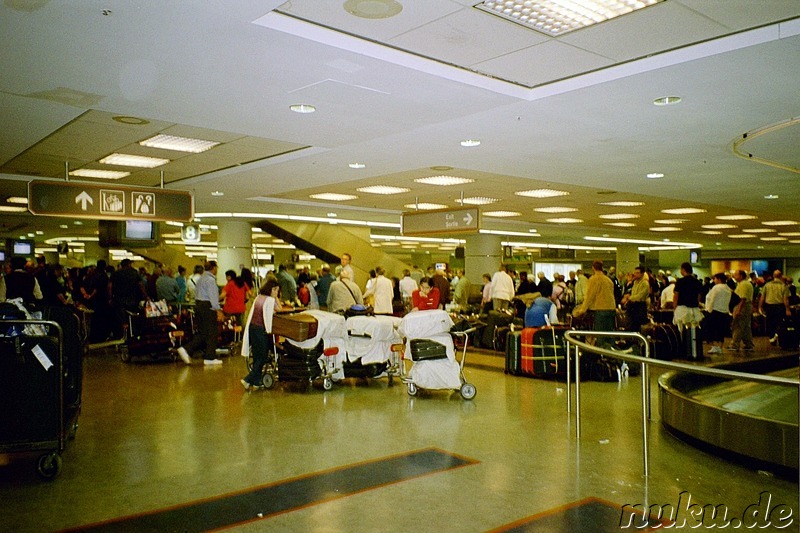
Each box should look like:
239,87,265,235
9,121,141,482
217,220,252,285
82,241,109,266
615,244,640,276
464,233,503,284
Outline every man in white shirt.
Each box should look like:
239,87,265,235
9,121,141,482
362,266,394,314
490,264,515,311
398,269,417,311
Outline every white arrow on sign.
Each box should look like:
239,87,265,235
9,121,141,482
75,191,93,211
463,212,473,225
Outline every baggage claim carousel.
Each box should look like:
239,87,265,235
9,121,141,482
659,354,799,476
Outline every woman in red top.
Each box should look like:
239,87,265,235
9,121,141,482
411,277,440,311
220,270,250,325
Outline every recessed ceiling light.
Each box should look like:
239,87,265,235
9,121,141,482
515,189,570,198
309,193,358,201
534,207,577,213
290,104,316,113
460,139,481,147
741,228,774,233
404,203,448,210
646,173,664,179
69,169,131,179
598,201,644,207
348,163,366,169
112,115,149,125
728,234,757,239
762,220,797,226
0,206,27,212
99,153,170,168
327,212,337,217
649,227,681,232
603,222,636,227
344,0,403,19
661,208,706,215
717,214,757,220
211,191,224,197
414,176,474,186
790,240,800,244
73,221,83,225
778,232,800,237
6,196,28,204
456,197,498,205
653,96,682,106
477,0,662,37
696,230,722,235
546,218,582,224
702,224,737,229
654,219,688,224
139,134,220,153
35,230,44,235
356,185,410,195
760,237,786,241
763,194,779,199
484,211,521,217
599,213,639,220
59,224,69,229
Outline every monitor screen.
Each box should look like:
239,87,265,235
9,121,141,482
435,262,447,271
13,241,33,255
0,250,5,262
125,220,154,240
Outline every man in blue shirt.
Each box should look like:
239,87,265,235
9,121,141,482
177,261,222,365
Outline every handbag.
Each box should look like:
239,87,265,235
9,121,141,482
145,299,170,318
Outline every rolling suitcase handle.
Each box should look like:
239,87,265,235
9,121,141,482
544,314,559,373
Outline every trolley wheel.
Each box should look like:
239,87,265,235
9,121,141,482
261,373,275,390
407,383,417,396
119,347,130,363
460,382,477,400
37,452,62,479
323,377,333,391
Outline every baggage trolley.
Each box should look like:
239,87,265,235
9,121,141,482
0,319,76,479
250,337,341,391
401,327,477,400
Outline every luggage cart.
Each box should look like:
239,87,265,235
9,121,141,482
258,339,340,391
118,308,181,363
0,319,77,479
401,326,477,400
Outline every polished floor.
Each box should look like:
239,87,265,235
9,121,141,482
1,336,798,532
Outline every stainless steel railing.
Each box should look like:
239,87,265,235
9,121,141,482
563,330,800,477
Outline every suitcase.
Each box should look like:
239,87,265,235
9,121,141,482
342,360,388,378
277,356,322,382
778,317,799,351
272,313,319,342
282,340,323,361
127,315,175,358
40,305,84,409
520,326,569,377
480,310,514,349
581,353,623,382
505,330,522,375
641,323,680,360
680,324,703,360
409,339,448,361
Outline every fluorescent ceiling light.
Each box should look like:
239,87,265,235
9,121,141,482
460,139,481,147
603,222,635,227
309,193,358,201
99,153,169,168
728,234,757,239
356,185,410,195
760,237,786,241
457,197,498,205
534,207,577,213
139,134,220,153
762,220,797,226
649,227,681,232
585,236,701,248
764,194,779,199
702,224,737,229
741,228,774,233
717,214,757,220
414,176,474,186
515,188,569,198
69,169,131,179
546,218,582,223
484,211,521,217
599,213,639,220
404,203,448,210
211,191,224,197
290,104,316,113
654,219,688,224
661,208,706,215
598,201,644,207
696,230,722,235
0,205,27,212
476,0,662,37
348,163,366,169
778,232,800,237
6,196,28,204
646,173,664,179
653,96,681,106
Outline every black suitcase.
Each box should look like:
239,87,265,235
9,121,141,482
409,339,448,361
505,330,522,375
641,323,680,360
680,324,703,360
581,353,622,382
127,315,175,359
282,340,324,361
40,305,84,409
531,326,569,376
778,317,799,350
277,356,322,382
480,310,514,349
342,360,388,378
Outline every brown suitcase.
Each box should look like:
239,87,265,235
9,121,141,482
272,312,318,341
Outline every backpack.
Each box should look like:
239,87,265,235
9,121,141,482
561,285,575,306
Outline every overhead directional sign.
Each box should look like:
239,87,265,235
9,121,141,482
28,180,194,222
401,207,480,236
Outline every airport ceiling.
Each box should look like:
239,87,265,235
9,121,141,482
1,0,799,257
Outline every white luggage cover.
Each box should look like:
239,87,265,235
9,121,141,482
345,315,402,364
407,333,460,389
346,315,401,341
399,310,454,340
